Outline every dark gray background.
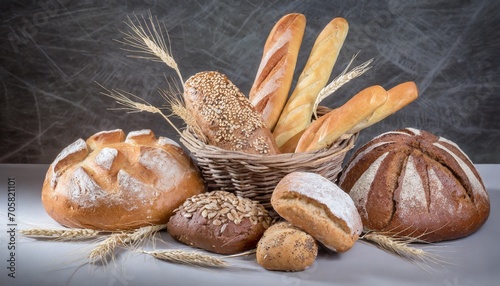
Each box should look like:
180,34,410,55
1,0,499,164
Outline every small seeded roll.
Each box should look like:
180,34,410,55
271,172,363,252
257,221,318,272
167,190,272,254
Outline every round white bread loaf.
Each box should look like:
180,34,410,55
167,190,272,254
338,128,490,242
271,172,363,252
256,221,318,272
41,129,206,231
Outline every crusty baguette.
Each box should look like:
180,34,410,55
183,71,280,155
248,13,306,130
273,17,349,150
295,85,388,152
347,81,418,134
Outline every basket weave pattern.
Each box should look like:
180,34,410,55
180,128,358,211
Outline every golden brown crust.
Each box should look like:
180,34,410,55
248,13,306,130
167,191,272,254
256,221,318,271
184,71,280,155
295,85,388,152
273,17,349,148
271,172,362,252
338,128,490,242
348,81,419,134
41,129,206,231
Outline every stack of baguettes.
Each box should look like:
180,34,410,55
183,13,419,155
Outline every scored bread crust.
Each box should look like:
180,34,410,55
273,17,349,150
248,13,306,130
338,128,490,242
271,172,362,252
41,129,206,230
184,71,280,155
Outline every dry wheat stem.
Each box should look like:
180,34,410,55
141,249,228,268
98,83,183,136
313,54,373,119
20,228,101,241
88,224,167,264
360,231,439,265
117,10,183,84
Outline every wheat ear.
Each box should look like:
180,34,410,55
141,249,228,268
360,231,440,265
313,53,373,119
19,228,101,241
88,224,166,264
117,10,183,84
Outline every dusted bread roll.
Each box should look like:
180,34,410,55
41,129,206,230
271,172,363,252
256,221,318,272
184,71,280,155
248,13,306,130
338,128,490,242
167,190,272,254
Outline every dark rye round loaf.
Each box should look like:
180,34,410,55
338,128,490,242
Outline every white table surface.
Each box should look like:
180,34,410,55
1,164,499,286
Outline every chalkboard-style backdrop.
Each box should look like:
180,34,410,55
1,0,499,163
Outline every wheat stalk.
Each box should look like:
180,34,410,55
313,53,373,119
88,224,166,264
117,10,183,84
141,249,228,268
98,83,183,136
20,228,101,241
360,230,443,266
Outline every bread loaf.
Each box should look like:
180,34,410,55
295,85,388,152
271,172,363,252
256,221,318,271
338,128,490,242
347,81,418,134
248,13,306,130
41,129,206,230
167,190,272,254
273,17,349,150
183,71,280,155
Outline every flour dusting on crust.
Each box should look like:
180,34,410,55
94,147,118,170
291,172,362,235
349,152,389,219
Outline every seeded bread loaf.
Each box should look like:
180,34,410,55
41,129,206,230
248,13,306,130
183,71,280,155
338,128,490,242
271,172,363,252
256,221,318,271
167,190,272,254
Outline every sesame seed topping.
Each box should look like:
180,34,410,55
184,71,273,153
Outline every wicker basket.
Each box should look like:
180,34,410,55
179,108,358,212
